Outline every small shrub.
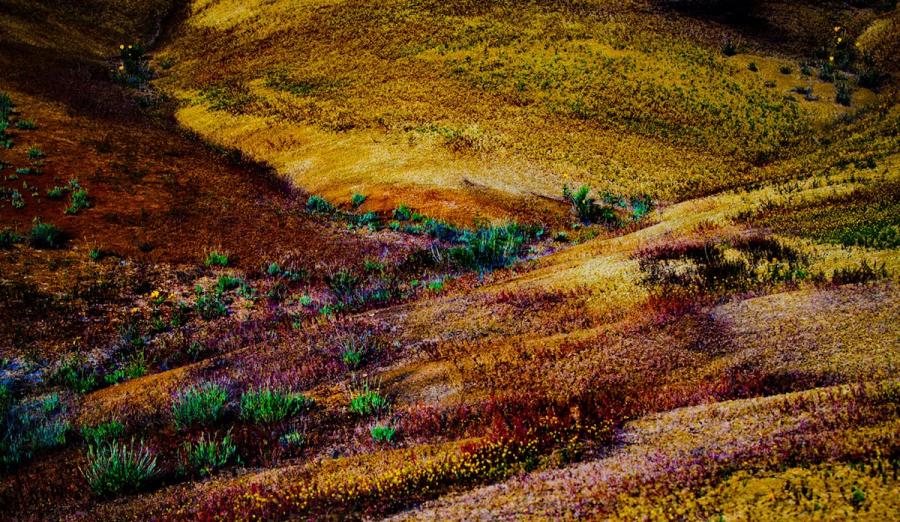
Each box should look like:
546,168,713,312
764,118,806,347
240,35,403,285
721,40,737,56
172,383,228,430
835,77,852,106
279,429,305,449
11,190,24,209
0,228,23,248
65,188,90,215
89,247,102,261
779,65,793,74
194,286,228,320
393,204,412,221
831,260,888,285
215,275,244,293
27,147,44,160
747,62,758,72
348,381,389,416
563,185,616,225
306,195,334,214
351,193,366,208
81,439,157,497
15,120,36,130
327,269,359,300
239,387,311,424
204,250,229,267
0,92,13,120
15,167,39,176
46,185,66,199
53,356,97,393
182,431,237,477
355,211,380,228
266,262,281,276
81,421,125,447
29,218,65,248
370,425,396,443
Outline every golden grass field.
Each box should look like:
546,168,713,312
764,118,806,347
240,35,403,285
0,0,898,520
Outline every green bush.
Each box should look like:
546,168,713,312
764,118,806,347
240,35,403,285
0,92,13,120
183,431,237,477
721,40,737,56
15,119,36,130
349,382,389,416
351,193,366,208
172,383,228,430
239,387,311,424
195,285,228,320
747,62,758,72
29,218,65,249
81,439,157,497
779,65,793,74
10,190,24,209
27,147,44,160
46,185,67,199
279,429,305,449
204,250,229,267
0,228,22,248
81,421,125,447
370,425,396,443
65,188,90,215
306,195,334,214
393,204,412,221
563,185,617,225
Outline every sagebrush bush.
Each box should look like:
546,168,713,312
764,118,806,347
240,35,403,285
65,188,90,215
239,387,311,424
29,218,65,249
81,439,157,497
306,195,334,214
0,228,23,249
183,431,237,477
195,285,228,320
351,193,366,208
172,383,228,430
563,185,617,225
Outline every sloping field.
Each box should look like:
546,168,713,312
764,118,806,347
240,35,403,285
0,0,898,520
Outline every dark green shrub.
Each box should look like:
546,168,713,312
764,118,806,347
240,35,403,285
351,193,366,208
0,92,12,120
831,260,888,285
53,356,97,393
393,204,412,221
239,387,311,424
266,262,281,276
195,286,228,319
29,219,65,248
15,120,36,130
306,195,334,214
65,188,90,215
355,211,380,228
721,40,737,56
172,383,228,430
204,250,229,267
81,439,157,497
27,147,44,160
0,228,22,248
46,185,67,199
182,431,237,477
278,429,305,449
747,62,758,72
370,425,396,443
779,65,793,74
563,185,617,225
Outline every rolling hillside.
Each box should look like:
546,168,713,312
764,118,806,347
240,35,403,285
0,0,898,520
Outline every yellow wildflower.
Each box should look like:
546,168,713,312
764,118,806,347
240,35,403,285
834,26,841,32
130,307,140,314
120,44,125,50
149,290,160,299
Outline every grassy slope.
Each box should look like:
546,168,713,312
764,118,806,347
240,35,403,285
0,0,898,520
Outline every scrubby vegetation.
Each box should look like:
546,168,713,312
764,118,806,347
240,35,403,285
81,439,158,497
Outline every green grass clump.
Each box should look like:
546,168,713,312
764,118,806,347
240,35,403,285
204,250,229,267
11,190,24,209
0,228,23,248
27,146,44,160
81,439,157,497
46,185,66,199
448,223,539,271
306,195,334,214
15,119,36,130
182,431,238,477
81,421,125,447
172,383,228,430
370,425,396,443
239,388,311,424
65,188,90,215
392,204,412,221
351,193,366,208
29,218,65,249
0,92,12,121
348,381,389,416
279,429,305,449
563,185,617,225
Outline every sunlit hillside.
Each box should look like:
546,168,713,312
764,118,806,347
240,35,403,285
0,0,898,520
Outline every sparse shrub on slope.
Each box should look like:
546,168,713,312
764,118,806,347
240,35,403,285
182,431,238,477
172,383,228,430
240,387,312,424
